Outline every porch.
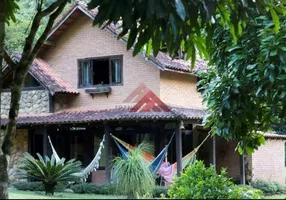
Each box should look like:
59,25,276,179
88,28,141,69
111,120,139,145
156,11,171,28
25,119,245,185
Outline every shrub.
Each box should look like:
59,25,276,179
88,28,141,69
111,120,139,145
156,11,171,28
228,185,264,199
168,160,233,199
13,181,66,192
152,186,168,198
71,183,118,195
71,183,167,197
168,160,264,199
17,153,82,195
251,180,286,195
112,142,155,198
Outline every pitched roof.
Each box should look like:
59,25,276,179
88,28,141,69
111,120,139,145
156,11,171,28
3,57,79,95
0,106,206,126
41,1,208,75
30,58,79,95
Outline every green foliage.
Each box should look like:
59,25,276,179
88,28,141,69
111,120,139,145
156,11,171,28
152,186,168,198
71,183,118,195
112,142,155,197
88,0,285,63
251,180,286,195
168,160,233,199
168,160,264,199
197,12,286,153
227,185,264,199
70,183,167,197
18,153,82,195
4,0,76,52
13,181,66,192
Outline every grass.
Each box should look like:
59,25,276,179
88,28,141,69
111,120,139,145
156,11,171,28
9,189,126,199
265,194,286,199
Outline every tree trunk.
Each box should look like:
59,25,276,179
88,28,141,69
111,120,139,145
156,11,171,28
44,183,56,196
0,155,8,199
0,0,7,198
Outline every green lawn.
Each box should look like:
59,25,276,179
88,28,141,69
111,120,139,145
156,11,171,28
265,194,286,199
9,189,126,199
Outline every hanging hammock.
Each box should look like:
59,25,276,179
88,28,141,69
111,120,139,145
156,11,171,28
111,133,210,183
47,135,105,181
111,133,175,174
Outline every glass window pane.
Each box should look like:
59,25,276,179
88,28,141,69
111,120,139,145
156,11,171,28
111,58,121,84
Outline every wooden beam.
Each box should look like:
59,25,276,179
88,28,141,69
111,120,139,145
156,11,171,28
104,124,111,184
176,121,183,177
240,153,246,185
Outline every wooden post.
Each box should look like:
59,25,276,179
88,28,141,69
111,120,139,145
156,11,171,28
176,121,183,177
240,153,246,185
104,124,111,184
210,135,216,167
43,128,48,157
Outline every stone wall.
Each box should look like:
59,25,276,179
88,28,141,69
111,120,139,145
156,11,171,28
1,90,50,115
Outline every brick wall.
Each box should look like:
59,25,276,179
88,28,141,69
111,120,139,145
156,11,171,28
160,71,204,109
251,139,285,185
91,170,106,184
215,138,241,181
42,15,160,110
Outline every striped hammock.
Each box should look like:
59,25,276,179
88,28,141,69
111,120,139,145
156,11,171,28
48,135,105,182
111,133,210,183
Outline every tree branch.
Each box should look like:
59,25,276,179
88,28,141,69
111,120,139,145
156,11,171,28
3,50,17,70
2,0,68,156
31,1,67,58
20,0,67,63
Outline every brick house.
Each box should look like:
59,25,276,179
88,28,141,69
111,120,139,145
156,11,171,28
1,2,285,185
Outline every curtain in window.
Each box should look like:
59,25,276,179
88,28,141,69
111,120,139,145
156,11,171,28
80,61,91,87
111,59,121,84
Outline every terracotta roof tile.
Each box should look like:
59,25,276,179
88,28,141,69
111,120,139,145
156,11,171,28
0,106,206,126
30,58,79,95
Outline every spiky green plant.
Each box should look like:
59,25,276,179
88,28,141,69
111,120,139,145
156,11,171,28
18,153,82,195
112,142,156,198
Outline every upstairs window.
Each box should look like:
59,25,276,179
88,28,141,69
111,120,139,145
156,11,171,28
78,56,123,88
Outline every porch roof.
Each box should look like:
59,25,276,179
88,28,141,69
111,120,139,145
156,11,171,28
30,58,79,95
0,106,206,126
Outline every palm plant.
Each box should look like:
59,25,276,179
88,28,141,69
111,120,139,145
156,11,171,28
112,142,156,198
18,153,82,195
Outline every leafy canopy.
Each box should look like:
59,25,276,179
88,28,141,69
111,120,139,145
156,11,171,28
197,13,286,154
88,0,285,65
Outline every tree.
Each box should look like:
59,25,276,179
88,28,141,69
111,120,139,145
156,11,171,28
18,153,82,195
197,13,286,154
88,0,286,152
0,1,70,199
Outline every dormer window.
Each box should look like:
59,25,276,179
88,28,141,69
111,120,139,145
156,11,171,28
78,56,123,88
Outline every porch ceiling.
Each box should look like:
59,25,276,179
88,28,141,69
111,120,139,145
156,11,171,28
0,106,206,126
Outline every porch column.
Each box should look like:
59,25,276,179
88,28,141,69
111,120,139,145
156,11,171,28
176,121,183,177
210,135,216,167
43,128,48,156
240,153,246,185
104,124,111,184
